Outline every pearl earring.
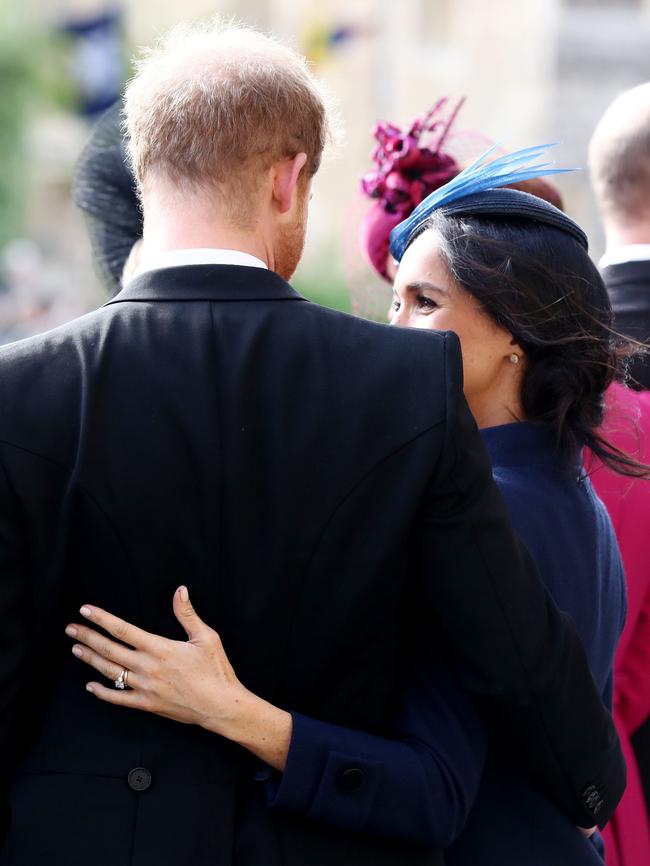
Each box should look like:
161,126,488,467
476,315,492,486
509,353,520,365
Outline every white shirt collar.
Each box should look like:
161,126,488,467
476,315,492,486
599,244,650,269
134,248,268,279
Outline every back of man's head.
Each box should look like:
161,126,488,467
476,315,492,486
589,82,650,232
124,19,332,227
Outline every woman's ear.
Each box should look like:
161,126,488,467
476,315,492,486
272,153,308,214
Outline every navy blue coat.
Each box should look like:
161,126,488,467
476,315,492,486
270,422,626,864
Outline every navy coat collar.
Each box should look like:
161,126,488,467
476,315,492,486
480,421,583,478
104,264,307,305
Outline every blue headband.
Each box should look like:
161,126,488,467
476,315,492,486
389,143,586,260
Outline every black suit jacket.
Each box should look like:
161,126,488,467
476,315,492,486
0,265,624,865
602,259,650,389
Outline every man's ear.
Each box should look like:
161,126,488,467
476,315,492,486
272,153,308,215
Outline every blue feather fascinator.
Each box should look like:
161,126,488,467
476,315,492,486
389,142,582,262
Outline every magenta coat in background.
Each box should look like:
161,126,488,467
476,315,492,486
589,384,650,866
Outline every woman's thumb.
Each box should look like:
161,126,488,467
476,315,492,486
173,586,206,641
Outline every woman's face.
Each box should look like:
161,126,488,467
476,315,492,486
390,230,525,428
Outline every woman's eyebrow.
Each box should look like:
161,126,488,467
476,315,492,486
406,280,448,295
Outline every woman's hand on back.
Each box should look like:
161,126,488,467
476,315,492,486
65,587,292,770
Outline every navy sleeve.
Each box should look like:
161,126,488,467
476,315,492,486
268,651,487,848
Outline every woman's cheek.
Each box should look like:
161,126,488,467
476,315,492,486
461,342,502,398
459,353,483,396
405,313,435,330
426,309,453,331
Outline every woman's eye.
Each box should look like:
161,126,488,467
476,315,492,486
391,299,401,312
416,295,438,310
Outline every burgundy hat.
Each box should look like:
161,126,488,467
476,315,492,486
359,98,465,281
359,98,565,282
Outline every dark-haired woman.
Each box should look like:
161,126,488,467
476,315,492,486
65,166,638,863
388,207,628,865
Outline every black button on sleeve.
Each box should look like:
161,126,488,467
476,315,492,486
582,783,605,818
253,765,272,782
339,768,366,793
128,767,152,792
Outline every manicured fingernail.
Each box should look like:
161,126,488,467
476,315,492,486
86,684,94,693
72,646,83,658
66,626,78,638
179,586,189,602
80,606,92,618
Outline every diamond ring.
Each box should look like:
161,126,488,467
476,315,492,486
114,669,129,690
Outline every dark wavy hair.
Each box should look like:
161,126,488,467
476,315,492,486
415,211,649,478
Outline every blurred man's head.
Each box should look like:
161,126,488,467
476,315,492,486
589,82,650,245
124,20,334,279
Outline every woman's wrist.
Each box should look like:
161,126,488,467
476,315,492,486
203,685,293,771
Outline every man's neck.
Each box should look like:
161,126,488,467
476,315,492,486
140,187,275,272
604,222,650,251
140,226,272,270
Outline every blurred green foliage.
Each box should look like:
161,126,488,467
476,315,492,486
0,5,116,251
0,4,40,249
293,244,351,312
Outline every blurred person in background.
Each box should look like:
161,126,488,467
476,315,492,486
588,83,650,866
73,102,141,297
587,385,650,866
590,83,650,391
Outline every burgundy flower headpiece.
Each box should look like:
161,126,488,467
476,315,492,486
360,97,465,279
